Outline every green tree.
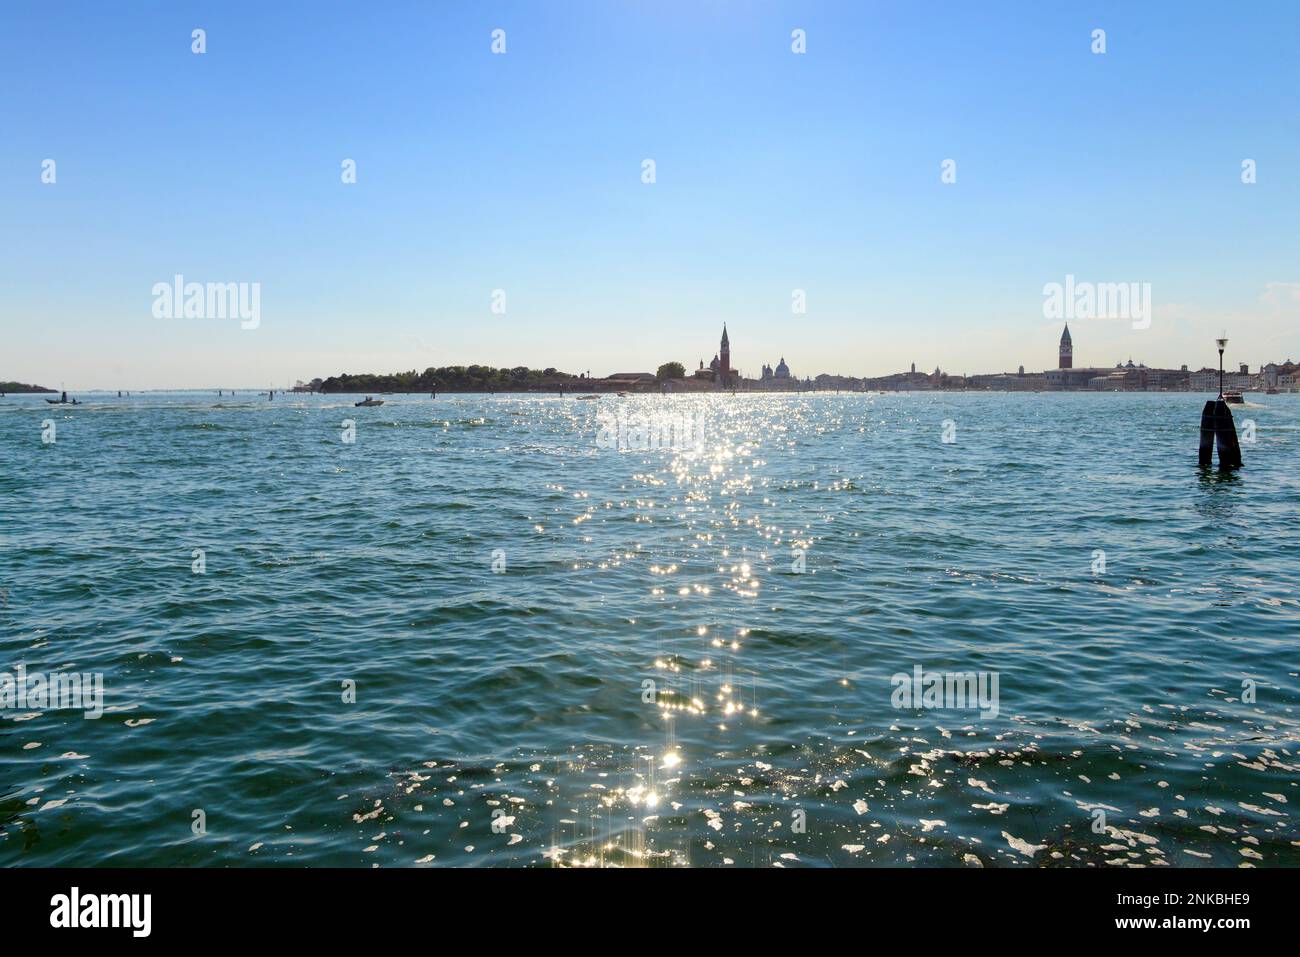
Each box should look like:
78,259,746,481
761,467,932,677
656,361,686,381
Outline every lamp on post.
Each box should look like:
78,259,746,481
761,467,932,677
1215,334,1228,399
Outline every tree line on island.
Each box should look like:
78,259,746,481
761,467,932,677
317,364,687,393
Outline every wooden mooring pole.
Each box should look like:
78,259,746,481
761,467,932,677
1198,399,1242,468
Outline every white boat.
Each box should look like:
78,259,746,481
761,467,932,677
354,396,384,407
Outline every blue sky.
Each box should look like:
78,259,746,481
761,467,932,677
2,1,1298,388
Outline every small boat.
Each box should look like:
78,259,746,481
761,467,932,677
617,391,628,397
1266,387,1279,395
576,394,599,400
355,396,384,407
1223,390,1245,404
46,392,79,405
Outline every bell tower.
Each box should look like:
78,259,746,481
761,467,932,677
719,324,731,379
1059,323,1073,369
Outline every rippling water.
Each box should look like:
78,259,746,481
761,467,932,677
2,391,1297,867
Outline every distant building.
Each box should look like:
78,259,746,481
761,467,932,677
1189,367,1252,393
604,372,657,391
761,357,793,382
862,368,938,390
969,371,1046,391
813,372,866,391
1046,366,1109,389
1090,368,1142,391
1044,323,1120,389
1142,367,1189,391
697,324,739,387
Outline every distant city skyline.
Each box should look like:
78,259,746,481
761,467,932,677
3,3,1298,389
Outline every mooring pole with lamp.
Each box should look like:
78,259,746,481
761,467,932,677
1199,333,1243,468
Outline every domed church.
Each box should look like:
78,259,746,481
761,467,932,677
761,357,792,381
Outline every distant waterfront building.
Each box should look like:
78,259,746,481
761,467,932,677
1091,368,1141,391
813,372,864,390
1189,367,1252,393
863,366,940,390
1142,366,1190,391
1044,322,1120,390
695,324,739,387
601,371,658,392
969,371,1046,391
761,357,792,382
